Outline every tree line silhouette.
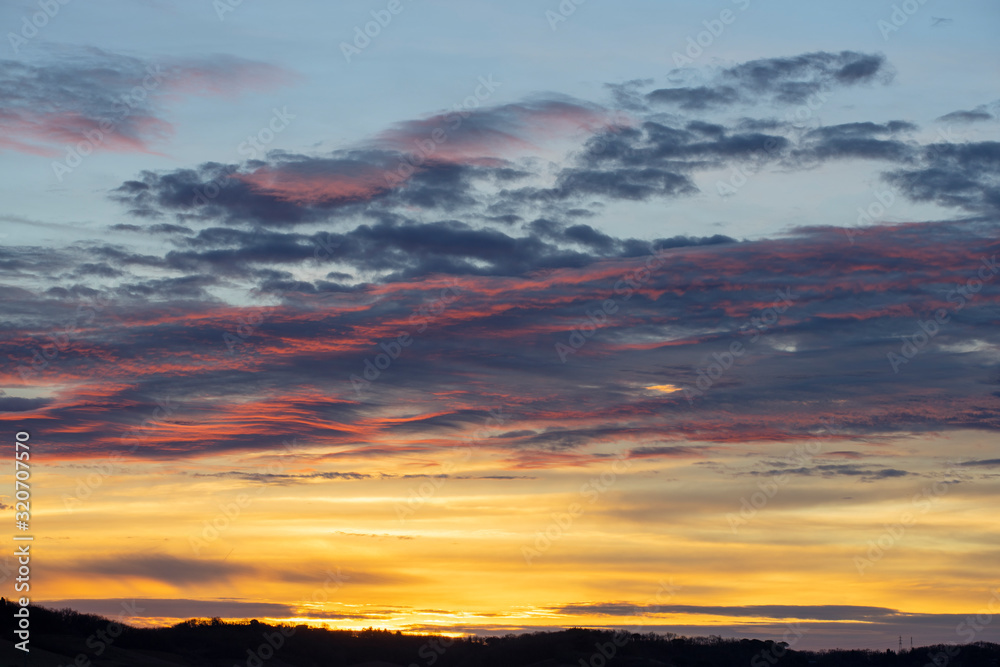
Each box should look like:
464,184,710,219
3,598,999,666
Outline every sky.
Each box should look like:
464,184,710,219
1,0,999,652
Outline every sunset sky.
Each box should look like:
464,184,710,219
2,0,1000,652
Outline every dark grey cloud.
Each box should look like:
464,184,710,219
884,140,1000,214
0,396,51,412
959,459,1000,468
629,445,703,457
67,554,257,585
749,463,912,481
647,51,891,110
41,598,293,620
554,602,901,621
792,121,917,163
647,85,740,110
937,105,996,123
194,471,373,483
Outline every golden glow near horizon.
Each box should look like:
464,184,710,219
22,428,999,646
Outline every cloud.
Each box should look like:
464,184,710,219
0,396,51,412
4,51,999,464
937,105,996,123
647,51,891,110
747,463,913,482
883,140,1000,214
4,216,999,463
40,598,294,620
0,47,294,157
193,471,374,483
553,602,902,621
67,554,258,586
792,121,917,163
959,459,1000,468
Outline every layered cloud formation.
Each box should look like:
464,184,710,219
3,45,999,646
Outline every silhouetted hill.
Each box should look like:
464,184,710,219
3,599,999,667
